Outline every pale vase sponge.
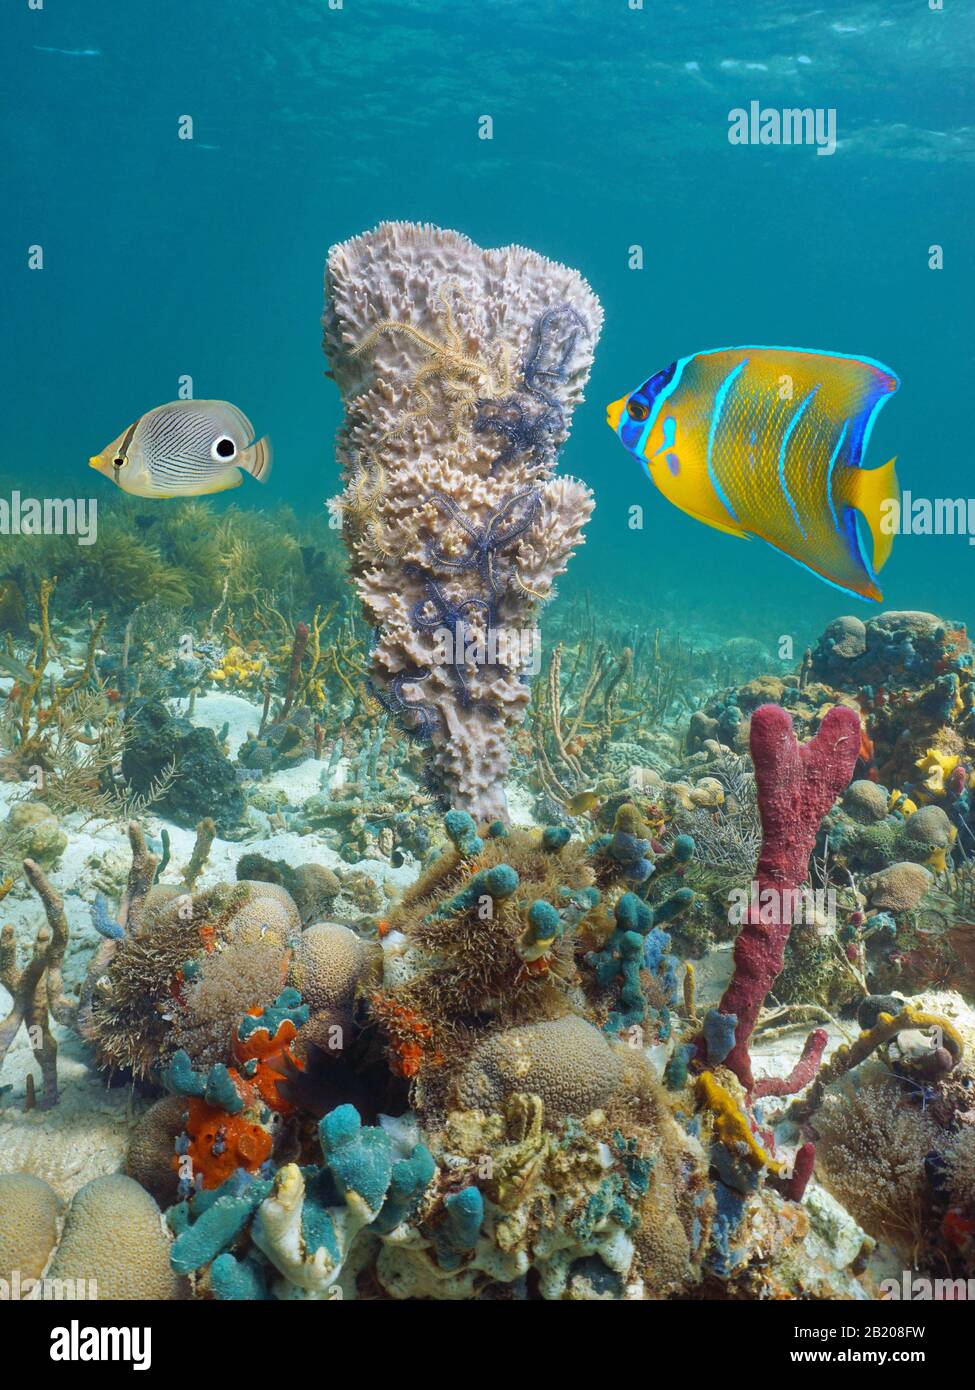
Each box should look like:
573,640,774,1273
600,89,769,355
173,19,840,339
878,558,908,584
323,222,601,820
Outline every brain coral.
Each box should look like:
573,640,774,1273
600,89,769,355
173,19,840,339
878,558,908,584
0,1172,64,1282
865,861,934,913
453,1014,622,1116
125,1094,189,1207
46,1174,184,1300
291,922,375,1016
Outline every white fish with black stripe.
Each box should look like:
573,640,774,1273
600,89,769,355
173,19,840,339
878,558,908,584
89,400,272,498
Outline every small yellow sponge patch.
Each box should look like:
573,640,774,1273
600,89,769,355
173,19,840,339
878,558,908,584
695,1071,781,1173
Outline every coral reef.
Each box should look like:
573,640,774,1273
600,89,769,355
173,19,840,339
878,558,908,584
2,373,973,1311
160,963,712,1302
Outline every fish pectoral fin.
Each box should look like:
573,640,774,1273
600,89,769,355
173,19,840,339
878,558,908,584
676,503,751,541
832,456,899,572
240,435,273,483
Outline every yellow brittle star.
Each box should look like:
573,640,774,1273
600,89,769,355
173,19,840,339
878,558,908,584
353,280,512,436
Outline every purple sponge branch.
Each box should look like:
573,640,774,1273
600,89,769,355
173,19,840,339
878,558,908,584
698,703,860,1092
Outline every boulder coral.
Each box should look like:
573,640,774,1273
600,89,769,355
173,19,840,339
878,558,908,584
0,1171,64,1284
863,860,934,913
47,1173,184,1300
290,921,378,1050
453,1014,622,1116
235,852,341,927
125,1094,190,1208
2,801,67,866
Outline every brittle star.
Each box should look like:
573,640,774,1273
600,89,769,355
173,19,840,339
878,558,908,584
409,575,502,712
523,303,589,406
426,488,542,600
473,395,562,475
373,666,441,741
473,303,589,474
352,280,512,436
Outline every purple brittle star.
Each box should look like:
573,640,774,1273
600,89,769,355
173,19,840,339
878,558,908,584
474,303,590,475
372,665,441,741
409,575,504,713
426,488,542,601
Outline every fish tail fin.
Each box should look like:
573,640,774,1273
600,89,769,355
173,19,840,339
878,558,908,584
240,435,273,483
834,456,899,573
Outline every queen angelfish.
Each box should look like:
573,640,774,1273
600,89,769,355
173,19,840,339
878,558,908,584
607,346,900,601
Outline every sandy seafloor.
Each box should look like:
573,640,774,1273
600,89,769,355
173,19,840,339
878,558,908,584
2,685,973,1295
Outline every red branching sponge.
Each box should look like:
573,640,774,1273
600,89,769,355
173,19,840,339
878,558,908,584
708,702,860,1090
752,1027,828,1100
281,621,310,718
785,1141,817,1203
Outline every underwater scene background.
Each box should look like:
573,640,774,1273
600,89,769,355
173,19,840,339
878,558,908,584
1,0,974,1313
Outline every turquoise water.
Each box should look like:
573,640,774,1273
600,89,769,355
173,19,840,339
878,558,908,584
4,0,972,635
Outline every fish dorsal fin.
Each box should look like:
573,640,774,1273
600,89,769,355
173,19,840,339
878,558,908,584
832,456,899,573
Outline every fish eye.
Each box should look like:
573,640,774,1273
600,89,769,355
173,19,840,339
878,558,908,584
627,400,650,422
113,456,127,468
212,436,236,460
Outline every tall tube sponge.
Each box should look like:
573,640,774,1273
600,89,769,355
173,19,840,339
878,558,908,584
323,222,602,820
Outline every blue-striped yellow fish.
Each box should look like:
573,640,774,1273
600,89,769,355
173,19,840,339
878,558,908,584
607,347,900,601
89,401,272,498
